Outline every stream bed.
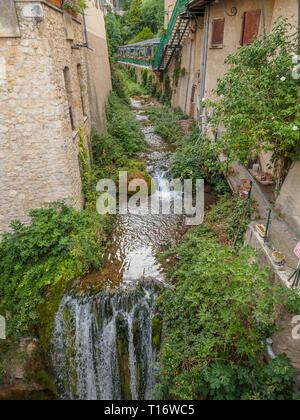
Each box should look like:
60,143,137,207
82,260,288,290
51,97,216,400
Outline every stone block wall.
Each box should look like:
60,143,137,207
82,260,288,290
0,1,91,234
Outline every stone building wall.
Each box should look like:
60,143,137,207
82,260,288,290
84,1,112,131
0,1,92,234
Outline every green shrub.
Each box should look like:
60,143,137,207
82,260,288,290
154,220,300,400
171,135,230,194
0,203,111,336
106,91,145,155
146,105,184,142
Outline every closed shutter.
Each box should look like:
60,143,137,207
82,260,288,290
211,18,225,48
241,10,261,45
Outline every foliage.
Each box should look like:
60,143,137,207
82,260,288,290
154,209,300,400
161,76,172,106
0,203,111,336
171,134,229,194
140,0,164,35
105,0,164,55
205,193,254,247
78,126,93,202
61,0,87,13
129,0,143,25
206,19,300,187
105,10,124,56
120,68,147,96
146,105,185,142
106,91,145,155
173,54,182,87
129,27,155,44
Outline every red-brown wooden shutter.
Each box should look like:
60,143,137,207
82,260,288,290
211,18,225,47
241,10,261,45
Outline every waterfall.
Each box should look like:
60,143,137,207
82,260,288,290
51,284,161,400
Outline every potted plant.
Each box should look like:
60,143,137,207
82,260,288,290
271,251,285,266
61,0,87,17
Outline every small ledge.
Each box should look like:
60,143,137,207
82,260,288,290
15,0,83,24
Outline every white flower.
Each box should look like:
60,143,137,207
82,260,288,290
292,126,298,131
280,76,286,81
202,97,206,102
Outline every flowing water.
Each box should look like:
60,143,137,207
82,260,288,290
51,98,216,400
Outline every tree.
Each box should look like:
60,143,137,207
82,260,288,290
207,19,300,188
129,26,155,44
129,0,142,26
105,9,123,55
141,0,164,35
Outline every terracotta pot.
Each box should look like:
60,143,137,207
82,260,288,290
48,0,61,7
265,172,274,182
272,251,285,265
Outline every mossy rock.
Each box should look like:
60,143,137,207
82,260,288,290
132,307,148,399
62,306,78,398
33,369,57,395
152,316,163,350
116,314,132,400
117,161,154,196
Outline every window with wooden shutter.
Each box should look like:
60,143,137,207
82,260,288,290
240,10,261,45
211,18,225,48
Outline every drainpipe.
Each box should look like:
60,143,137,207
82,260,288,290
197,5,210,139
262,0,266,36
71,9,94,51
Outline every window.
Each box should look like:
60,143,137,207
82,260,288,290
77,64,87,117
240,10,261,46
63,67,76,131
211,18,225,48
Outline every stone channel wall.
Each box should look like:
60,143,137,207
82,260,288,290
0,1,91,234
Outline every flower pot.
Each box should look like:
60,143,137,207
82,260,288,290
272,251,285,266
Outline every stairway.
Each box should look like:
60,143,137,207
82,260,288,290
158,13,191,71
153,0,191,71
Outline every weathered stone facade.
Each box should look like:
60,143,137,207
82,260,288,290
0,1,93,234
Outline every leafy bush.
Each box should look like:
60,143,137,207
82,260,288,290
171,133,230,194
106,91,145,155
0,203,111,336
154,219,300,400
129,26,155,44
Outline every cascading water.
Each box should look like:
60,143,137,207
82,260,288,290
51,97,216,400
51,284,161,400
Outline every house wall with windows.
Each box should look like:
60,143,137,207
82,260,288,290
0,0,92,234
166,0,298,119
164,0,299,233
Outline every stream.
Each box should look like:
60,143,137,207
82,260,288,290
51,98,216,400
